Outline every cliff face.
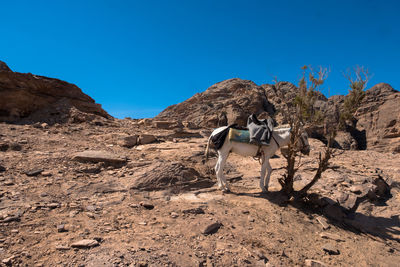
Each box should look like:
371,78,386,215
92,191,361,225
0,61,111,124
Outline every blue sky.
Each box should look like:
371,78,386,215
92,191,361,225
1,0,399,118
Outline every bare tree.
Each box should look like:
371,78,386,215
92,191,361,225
273,66,335,197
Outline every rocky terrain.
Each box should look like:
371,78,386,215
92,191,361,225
0,119,399,267
1,63,399,266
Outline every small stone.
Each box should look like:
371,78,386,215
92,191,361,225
0,165,6,172
0,142,9,151
349,184,365,195
305,259,327,267
4,180,14,186
71,239,99,248
69,210,79,217
25,169,43,176
319,232,344,242
2,256,14,266
322,243,340,255
316,216,330,230
10,143,22,151
183,207,205,214
170,212,179,218
373,177,390,197
86,212,95,219
57,224,67,233
140,202,154,210
47,203,60,209
202,222,222,235
41,171,52,177
86,205,96,212
55,245,70,251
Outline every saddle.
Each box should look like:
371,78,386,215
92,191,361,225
246,114,274,145
211,114,274,149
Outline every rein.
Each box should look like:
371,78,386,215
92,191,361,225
271,134,280,148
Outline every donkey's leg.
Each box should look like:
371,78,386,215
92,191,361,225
216,152,230,192
263,158,273,192
214,154,223,190
260,160,266,192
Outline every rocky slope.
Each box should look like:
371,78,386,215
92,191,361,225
0,61,110,124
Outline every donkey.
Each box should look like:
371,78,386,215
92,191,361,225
205,126,310,193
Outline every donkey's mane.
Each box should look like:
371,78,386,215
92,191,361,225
273,124,291,134
275,124,290,129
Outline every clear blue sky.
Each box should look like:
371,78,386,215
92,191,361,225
2,0,399,118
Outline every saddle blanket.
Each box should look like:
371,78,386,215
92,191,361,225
228,128,271,146
228,128,251,144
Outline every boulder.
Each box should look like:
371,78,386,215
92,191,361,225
117,135,138,148
139,134,157,145
129,160,214,192
333,131,357,150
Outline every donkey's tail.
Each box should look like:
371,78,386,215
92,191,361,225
204,134,213,162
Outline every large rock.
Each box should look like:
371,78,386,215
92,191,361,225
0,60,111,123
155,78,275,127
129,160,214,192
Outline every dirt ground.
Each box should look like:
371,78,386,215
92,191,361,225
0,120,399,267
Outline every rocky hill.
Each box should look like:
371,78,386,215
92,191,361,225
0,61,111,124
156,78,400,153
156,78,275,127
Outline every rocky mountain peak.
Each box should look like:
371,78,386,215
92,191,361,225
0,60,12,72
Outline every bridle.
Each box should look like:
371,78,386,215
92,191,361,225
298,133,310,154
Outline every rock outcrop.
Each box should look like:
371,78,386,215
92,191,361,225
0,61,110,124
355,83,400,152
156,78,275,127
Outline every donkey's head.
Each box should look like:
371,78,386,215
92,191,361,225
298,131,310,155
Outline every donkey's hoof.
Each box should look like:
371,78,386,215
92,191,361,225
261,187,268,193
222,188,231,193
